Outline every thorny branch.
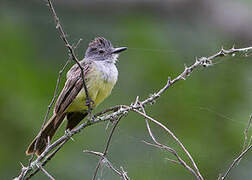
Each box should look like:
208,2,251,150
16,0,92,179
15,43,252,179
15,57,71,180
14,1,252,180
46,0,93,111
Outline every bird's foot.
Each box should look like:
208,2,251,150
85,97,94,109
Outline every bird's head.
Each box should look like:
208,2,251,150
85,37,127,63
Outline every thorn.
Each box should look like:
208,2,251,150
167,77,171,85
220,46,226,56
105,121,110,130
195,57,199,63
75,38,83,49
232,44,235,50
180,75,186,80
20,162,25,168
122,110,129,116
184,63,187,69
47,136,51,146
135,96,139,106
65,129,72,138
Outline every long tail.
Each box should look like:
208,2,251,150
26,113,65,156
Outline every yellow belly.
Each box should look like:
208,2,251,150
66,68,116,112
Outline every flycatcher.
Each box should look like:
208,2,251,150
26,37,127,156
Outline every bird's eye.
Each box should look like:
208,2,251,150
99,50,105,54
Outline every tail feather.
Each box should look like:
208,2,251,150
26,114,65,156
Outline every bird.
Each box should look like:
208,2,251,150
26,37,127,156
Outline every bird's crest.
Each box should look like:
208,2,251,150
89,37,112,49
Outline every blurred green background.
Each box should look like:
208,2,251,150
0,0,252,179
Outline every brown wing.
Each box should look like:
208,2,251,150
54,61,90,115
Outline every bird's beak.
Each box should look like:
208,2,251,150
112,47,127,54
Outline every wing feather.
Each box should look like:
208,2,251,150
54,61,90,115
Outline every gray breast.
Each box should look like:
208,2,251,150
95,61,118,83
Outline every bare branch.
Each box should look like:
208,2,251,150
26,140,66,180
165,158,181,165
84,148,130,179
17,57,71,180
242,114,252,151
94,105,122,117
16,43,252,179
219,115,252,180
14,1,252,178
142,46,252,106
219,144,252,180
16,42,252,179
31,58,70,158
120,167,130,180
46,0,93,110
37,165,55,180
91,114,124,180
137,100,197,177
133,105,203,180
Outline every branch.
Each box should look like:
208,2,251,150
15,43,252,179
46,0,93,110
37,165,55,180
90,114,125,180
14,1,252,179
142,45,252,106
15,58,71,180
131,101,203,180
242,114,252,151
218,115,252,180
84,150,130,180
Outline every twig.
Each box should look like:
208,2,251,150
15,5,252,176
133,104,203,180
16,57,71,180
16,44,252,179
91,114,124,180
30,58,70,159
242,114,252,151
142,45,252,106
26,140,66,180
219,144,252,180
17,0,91,179
165,158,181,165
16,43,252,179
137,97,200,179
94,105,122,118
46,0,93,110
120,167,130,180
219,115,252,180
84,150,130,180
37,165,55,180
